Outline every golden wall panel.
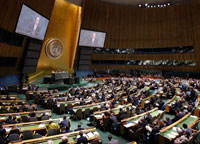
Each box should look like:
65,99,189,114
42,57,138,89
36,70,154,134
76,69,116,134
37,0,82,73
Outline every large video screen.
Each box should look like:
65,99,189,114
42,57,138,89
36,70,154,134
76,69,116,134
79,29,106,48
15,4,49,41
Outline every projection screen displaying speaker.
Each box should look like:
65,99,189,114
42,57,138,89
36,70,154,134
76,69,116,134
15,4,49,41
79,29,106,48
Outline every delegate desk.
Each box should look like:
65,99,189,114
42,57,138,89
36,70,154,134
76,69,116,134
159,113,198,144
0,95,17,100
193,91,200,117
165,95,181,113
120,108,164,135
122,86,149,102
0,100,26,105
10,127,99,144
0,109,51,122
1,104,37,112
72,101,111,113
57,99,91,108
4,118,61,135
141,88,162,108
93,104,133,124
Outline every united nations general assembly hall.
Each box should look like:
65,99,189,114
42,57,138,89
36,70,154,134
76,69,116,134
0,0,200,144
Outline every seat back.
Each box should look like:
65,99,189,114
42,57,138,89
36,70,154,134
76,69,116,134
92,107,98,113
66,103,72,112
21,115,29,122
91,138,101,144
76,109,82,118
60,103,65,110
84,108,90,117
22,130,33,140
47,129,58,136
41,115,49,120
29,117,38,122
8,134,20,142
103,117,111,131
33,134,42,139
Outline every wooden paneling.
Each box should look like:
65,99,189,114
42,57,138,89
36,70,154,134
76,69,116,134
0,0,55,76
82,0,195,49
81,0,200,72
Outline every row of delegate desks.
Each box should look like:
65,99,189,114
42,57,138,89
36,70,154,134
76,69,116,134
120,108,164,135
4,117,59,134
1,104,37,111
0,95,17,100
141,88,163,108
10,128,100,144
10,127,99,144
0,109,51,122
0,100,26,105
72,100,112,113
159,113,198,144
93,104,133,123
165,88,182,113
193,90,200,116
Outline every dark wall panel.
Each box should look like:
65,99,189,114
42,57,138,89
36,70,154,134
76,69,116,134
82,0,200,72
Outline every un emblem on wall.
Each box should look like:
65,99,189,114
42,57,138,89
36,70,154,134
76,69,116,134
45,38,63,59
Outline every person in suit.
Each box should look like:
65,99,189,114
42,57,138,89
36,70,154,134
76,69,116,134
77,131,88,144
74,124,84,131
108,135,119,144
59,116,71,130
1,104,8,113
19,103,27,112
182,124,192,136
10,103,17,112
164,117,173,126
145,112,153,123
110,113,119,128
6,116,16,124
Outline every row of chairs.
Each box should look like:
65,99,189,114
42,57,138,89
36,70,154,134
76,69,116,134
73,107,99,120
19,115,49,122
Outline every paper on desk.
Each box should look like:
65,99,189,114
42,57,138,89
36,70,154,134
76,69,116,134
134,120,139,124
167,133,176,139
45,112,49,115
171,131,178,136
0,117,6,119
172,127,181,132
38,124,45,128
145,125,152,132
124,122,134,128
94,115,103,118
190,115,197,118
145,100,150,103
93,131,99,136
77,133,87,139
117,105,123,108
5,127,11,132
87,132,94,138
132,106,136,109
